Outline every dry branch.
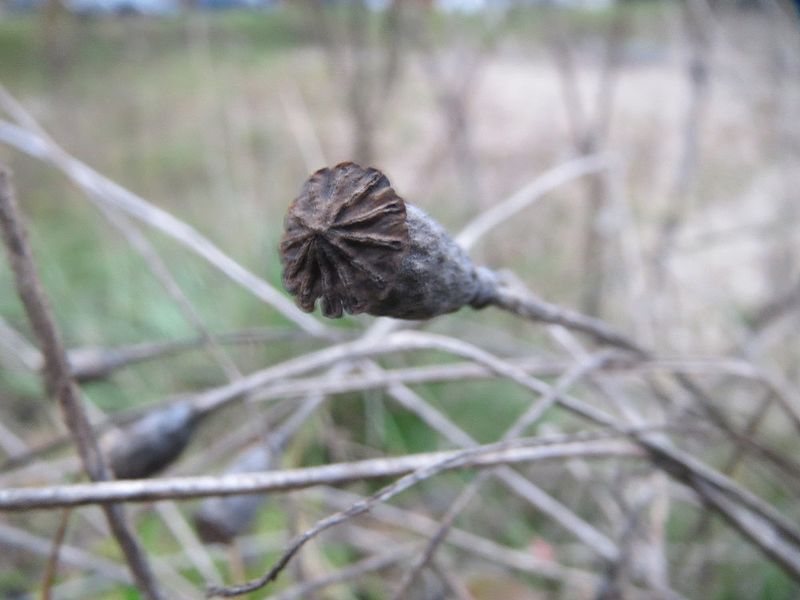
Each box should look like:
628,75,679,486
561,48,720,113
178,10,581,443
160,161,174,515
39,508,72,600
265,545,416,600
455,153,616,251
374,362,622,560
489,280,645,354
319,487,599,585
390,351,620,598
0,520,131,584
0,439,638,510
0,167,165,599
206,434,634,597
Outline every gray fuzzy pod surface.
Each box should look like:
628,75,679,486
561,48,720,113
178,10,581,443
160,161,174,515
280,162,496,320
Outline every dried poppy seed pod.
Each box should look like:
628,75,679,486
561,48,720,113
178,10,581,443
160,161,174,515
280,162,497,320
106,403,199,480
193,445,273,544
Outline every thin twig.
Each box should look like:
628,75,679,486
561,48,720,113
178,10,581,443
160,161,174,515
10,324,798,581
9,352,756,477
0,520,130,584
390,351,618,598
5,322,800,584
489,279,644,355
157,501,223,585
319,486,600,585
651,0,712,294
205,435,633,597
0,439,638,510
265,545,416,600
376,363,620,560
431,559,478,600
456,153,616,251
390,472,487,600
676,390,776,582
39,508,72,600
548,12,624,317
7,327,322,384
95,203,242,380
0,166,166,600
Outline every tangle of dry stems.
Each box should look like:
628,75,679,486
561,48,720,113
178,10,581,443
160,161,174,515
2,81,800,598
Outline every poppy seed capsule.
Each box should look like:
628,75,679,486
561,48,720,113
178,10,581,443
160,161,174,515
280,162,497,320
106,403,199,480
193,445,273,544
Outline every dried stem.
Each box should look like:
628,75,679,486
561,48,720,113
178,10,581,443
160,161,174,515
652,0,712,294
489,279,645,355
548,11,625,317
266,545,416,600
0,167,165,600
0,520,130,584
676,390,776,582
9,352,764,478
455,153,616,251
390,472,487,600
375,362,620,560
319,487,599,585
205,435,633,597
96,203,242,380
39,508,72,600
390,351,619,597
0,439,638,511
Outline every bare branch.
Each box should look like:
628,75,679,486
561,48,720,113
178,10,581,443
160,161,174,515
0,166,166,600
266,545,416,600
319,487,600,585
0,520,130,584
391,471,487,600
489,277,644,354
390,351,619,598
0,439,638,511
206,435,634,597
456,153,616,251
39,508,72,600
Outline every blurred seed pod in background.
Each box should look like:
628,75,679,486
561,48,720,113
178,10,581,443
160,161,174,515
106,402,199,480
193,444,274,545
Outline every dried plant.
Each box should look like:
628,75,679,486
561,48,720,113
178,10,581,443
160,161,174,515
280,162,496,320
1,6,799,600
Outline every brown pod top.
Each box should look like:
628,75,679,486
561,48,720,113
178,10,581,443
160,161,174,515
280,162,409,318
